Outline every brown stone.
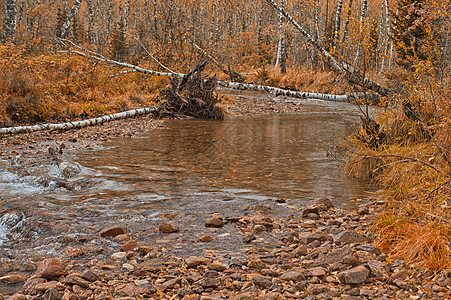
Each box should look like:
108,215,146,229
63,275,90,288
159,222,179,233
199,235,214,242
0,273,27,284
120,240,138,252
292,246,308,257
35,258,68,279
81,270,99,282
338,266,370,284
114,234,131,243
280,271,306,282
185,256,212,268
34,281,60,292
23,278,47,295
205,217,225,228
99,226,126,237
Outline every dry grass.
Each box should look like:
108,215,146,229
348,65,451,270
0,44,167,126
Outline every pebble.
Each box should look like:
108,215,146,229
159,222,179,233
205,217,225,228
99,226,126,237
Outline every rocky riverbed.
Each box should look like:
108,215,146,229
0,93,450,299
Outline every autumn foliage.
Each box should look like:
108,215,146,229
0,0,450,269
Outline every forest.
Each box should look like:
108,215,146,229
0,0,450,275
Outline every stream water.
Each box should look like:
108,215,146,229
0,98,375,262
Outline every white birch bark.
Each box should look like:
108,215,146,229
1,0,17,43
333,0,344,51
0,108,160,135
87,0,97,50
380,0,392,73
275,0,287,73
353,0,368,67
339,0,354,59
59,0,82,38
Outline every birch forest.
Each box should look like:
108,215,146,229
1,0,451,271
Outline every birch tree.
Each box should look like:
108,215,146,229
58,0,83,38
1,0,17,43
275,0,287,73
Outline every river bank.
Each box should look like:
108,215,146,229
0,94,449,299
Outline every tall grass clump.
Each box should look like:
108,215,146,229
348,62,450,270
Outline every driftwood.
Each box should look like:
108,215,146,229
0,107,159,135
158,61,224,119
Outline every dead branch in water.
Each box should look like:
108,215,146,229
158,61,224,120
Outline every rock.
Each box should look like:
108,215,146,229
292,246,308,257
159,222,179,233
338,266,370,284
247,259,267,270
23,277,47,294
308,267,326,277
253,224,267,232
355,244,381,255
111,252,127,259
307,284,329,295
260,269,281,277
243,233,256,243
298,231,326,244
316,246,351,266
7,293,28,300
280,271,306,282
205,217,225,228
208,263,226,272
135,246,153,255
198,277,220,288
302,198,334,215
81,270,99,282
100,226,126,237
185,256,212,268
114,234,131,243
199,235,214,242
34,281,61,293
251,275,272,289
35,258,68,279
120,240,138,252
342,254,363,266
358,206,370,215
63,275,90,288
42,287,62,300
333,230,367,244
367,260,388,278
0,273,27,283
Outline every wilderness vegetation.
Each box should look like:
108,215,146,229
0,0,450,269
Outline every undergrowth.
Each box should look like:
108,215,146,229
348,63,450,270
0,44,167,126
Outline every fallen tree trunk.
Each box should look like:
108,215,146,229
61,39,379,103
218,81,379,103
264,0,390,96
0,107,159,135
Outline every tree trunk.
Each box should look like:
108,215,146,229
353,0,368,67
59,0,83,38
256,4,263,58
0,108,159,135
339,0,354,60
264,0,389,96
333,0,344,52
275,0,287,73
380,0,391,73
1,0,17,43
87,0,97,50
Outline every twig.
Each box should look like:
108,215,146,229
352,154,443,174
110,70,137,77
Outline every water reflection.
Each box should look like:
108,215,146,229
77,107,370,208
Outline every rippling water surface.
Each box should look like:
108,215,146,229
0,97,375,260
